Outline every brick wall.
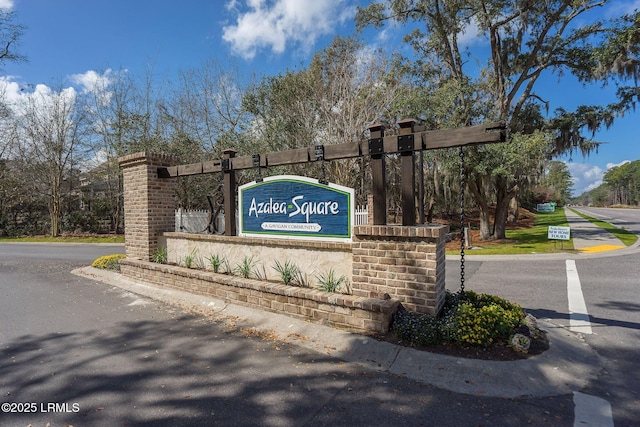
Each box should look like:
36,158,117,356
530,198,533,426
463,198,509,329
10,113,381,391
118,152,449,333
120,258,399,334
119,152,177,261
164,231,352,286
352,224,448,315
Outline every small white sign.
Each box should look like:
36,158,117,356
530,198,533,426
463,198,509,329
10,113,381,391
261,222,322,232
548,226,571,240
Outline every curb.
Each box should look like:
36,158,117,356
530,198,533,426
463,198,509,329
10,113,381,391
72,266,603,399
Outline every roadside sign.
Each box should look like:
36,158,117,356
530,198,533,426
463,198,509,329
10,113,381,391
548,225,571,240
238,175,354,241
537,203,556,213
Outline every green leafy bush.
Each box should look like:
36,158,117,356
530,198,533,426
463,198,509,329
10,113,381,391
392,290,526,348
392,308,442,346
91,254,126,271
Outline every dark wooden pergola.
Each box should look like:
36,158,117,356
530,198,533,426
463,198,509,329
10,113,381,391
157,120,506,235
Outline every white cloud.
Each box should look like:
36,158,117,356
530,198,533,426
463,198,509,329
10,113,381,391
606,160,631,170
606,0,640,17
70,69,115,106
567,160,632,196
222,0,355,59
457,17,485,48
567,163,604,196
0,0,14,10
0,77,77,121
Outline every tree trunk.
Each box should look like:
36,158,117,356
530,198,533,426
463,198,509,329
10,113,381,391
50,197,60,237
467,174,493,240
492,178,519,240
507,197,519,224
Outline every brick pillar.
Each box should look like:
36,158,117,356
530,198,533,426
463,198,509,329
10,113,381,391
119,152,177,261
352,224,449,315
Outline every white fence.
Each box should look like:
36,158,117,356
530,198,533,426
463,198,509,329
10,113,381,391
355,206,368,225
175,208,225,233
176,206,369,233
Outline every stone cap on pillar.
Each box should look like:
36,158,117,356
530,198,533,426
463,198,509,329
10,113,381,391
119,151,178,168
353,224,449,239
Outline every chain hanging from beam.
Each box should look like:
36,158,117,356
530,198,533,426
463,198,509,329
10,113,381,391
459,146,466,294
315,145,329,185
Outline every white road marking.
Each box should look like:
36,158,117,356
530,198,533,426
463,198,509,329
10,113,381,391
566,260,592,334
573,391,614,427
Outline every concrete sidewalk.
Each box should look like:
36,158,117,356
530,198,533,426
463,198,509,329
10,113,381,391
70,206,633,401
74,265,602,400
564,207,626,253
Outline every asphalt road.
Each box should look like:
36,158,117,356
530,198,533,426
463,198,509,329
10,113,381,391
569,206,640,234
0,243,578,427
2,208,639,427
446,207,640,427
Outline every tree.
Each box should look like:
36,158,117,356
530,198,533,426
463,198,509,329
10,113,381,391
13,84,88,236
0,10,25,157
357,0,640,239
158,60,252,209
0,9,26,69
243,36,401,203
544,161,574,204
603,160,640,206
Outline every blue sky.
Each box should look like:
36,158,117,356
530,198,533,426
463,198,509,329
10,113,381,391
2,0,639,196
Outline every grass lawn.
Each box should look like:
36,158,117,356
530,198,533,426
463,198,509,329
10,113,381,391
447,209,575,255
0,235,124,244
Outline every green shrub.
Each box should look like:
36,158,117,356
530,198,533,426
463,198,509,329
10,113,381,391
451,302,504,347
393,307,442,346
392,290,526,348
91,254,126,271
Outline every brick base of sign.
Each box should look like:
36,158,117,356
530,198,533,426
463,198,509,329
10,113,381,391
352,224,448,316
118,152,449,333
120,258,400,334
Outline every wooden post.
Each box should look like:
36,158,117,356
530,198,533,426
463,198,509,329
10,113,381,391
223,149,237,236
368,124,386,225
418,151,425,224
398,119,416,226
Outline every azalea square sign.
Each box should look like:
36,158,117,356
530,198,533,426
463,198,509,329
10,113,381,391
238,175,355,241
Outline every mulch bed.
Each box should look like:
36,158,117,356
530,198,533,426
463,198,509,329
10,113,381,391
377,330,549,361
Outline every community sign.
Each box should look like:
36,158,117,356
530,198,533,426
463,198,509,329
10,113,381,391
238,175,354,241
548,225,571,240
537,202,556,213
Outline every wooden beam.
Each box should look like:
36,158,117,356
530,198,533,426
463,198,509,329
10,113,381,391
230,156,254,170
203,160,222,174
324,141,361,160
421,121,506,150
177,163,203,175
265,147,310,166
155,121,506,177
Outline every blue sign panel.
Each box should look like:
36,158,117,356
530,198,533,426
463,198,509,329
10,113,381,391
239,175,354,241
